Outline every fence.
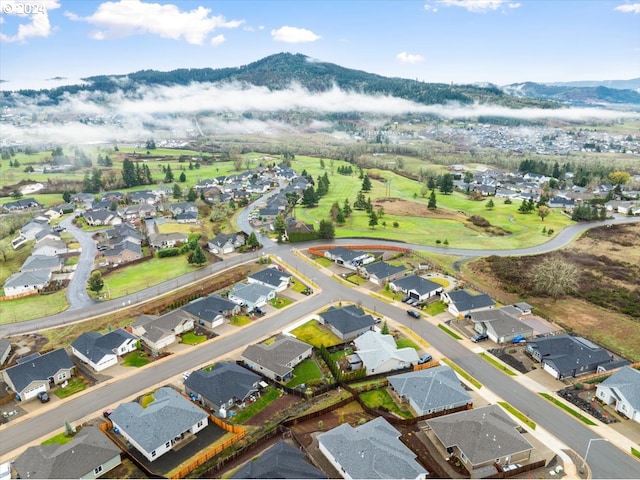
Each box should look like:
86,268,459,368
483,459,546,478
0,290,38,302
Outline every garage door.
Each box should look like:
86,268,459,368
23,384,47,401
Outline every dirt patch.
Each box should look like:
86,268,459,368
244,393,302,426
557,388,620,424
373,197,462,220
488,345,538,374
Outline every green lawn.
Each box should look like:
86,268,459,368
538,393,597,425
632,447,640,460
424,301,447,316
122,351,151,367
291,278,311,293
359,388,413,419
479,352,517,376
497,401,536,430
395,338,420,350
181,332,207,345
42,431,75,446
437,323,462,340
0,291,69,324
270,296,293,309
230,388,281,424
54,377,88,399
229,315,252,326
312,256,333,267
286,359,323,388
290,320,342,348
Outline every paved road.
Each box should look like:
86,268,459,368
60,213,97,311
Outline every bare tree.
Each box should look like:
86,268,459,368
528,256,579,300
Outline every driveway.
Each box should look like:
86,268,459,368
60,213,97,310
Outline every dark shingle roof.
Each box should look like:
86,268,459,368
183,295,237,322
71,329,135,364
5,349,74,392
392,274,441,295
185,362,261,406
319,305,376,335
364,262,406,279
248,268,292,288
527,334,612,374
242,335,312,377
232,440,327,479
447,290,495,312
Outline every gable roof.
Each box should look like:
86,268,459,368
248,267,292,288
20,255,62,272
353,331,419,370
318,417,426,479
183,295,237,321
597,366,640,412
185,362,261,405
326,247,367,262
104,240,142,258
388,366,472,414
241,335,312,377
470,308,533,338
4,269,51,290
4,349,74,392
232,440,327,479
319,305,376,335
109,387,207,453
527,334,612,374
13,426,121,479
427,404,534,467
392,274,442,295
447,290,495,312
230,282,275,303
71,329,136,363
364,262,406,279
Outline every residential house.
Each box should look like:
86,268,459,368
148,232,188,249
389,275,443,301
548,196,576,209
513,302,533,315
0,338,11,365
11,220,52,249
109,387,208,462
1,197,40,212
2,349,74,401
361,262,407,285
182,294,240,329
131,310,195,354
176,211,199,223
3,270,51,296
285,219,315,238
469,307,534,344
71,329,137,372
166,202,198,217
104,223,142,245
317,305,377,341
207,232,246,255
19,255,62,274
231,440,327,479
247,267,292,292
353,331,420,375
118,204,157,221
526,334,613,379
324,247,374,270
595,366,640,423
241,335,313,382
83,209,122,227
426,404,534,475
102,241,142,266
441,289,495,316
72,192,95,209
129,190,157,205
32,237,68,257
12,426,121,479
318,417,427,480
228,282,276,312
388,365,473,416
101,191,125,203
184,362,262,416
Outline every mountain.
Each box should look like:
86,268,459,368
502,81,640,106
545,78,640,91
1,52,556,109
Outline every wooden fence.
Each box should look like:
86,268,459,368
484,459,546,478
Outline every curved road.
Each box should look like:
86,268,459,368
60,213,97,311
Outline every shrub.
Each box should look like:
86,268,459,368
157,248,180,258
468,215,490,227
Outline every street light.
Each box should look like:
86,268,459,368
585,438,609,465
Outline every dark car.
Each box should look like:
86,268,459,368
254,307,266,316
471,333,489,343
401,296,411,303
103,409,114,418
407,309,421,319
37,391,50,403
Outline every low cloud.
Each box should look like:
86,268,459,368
397,52,425,64
2,81,638,145
271,26,321,43
65,0,244,44
0,0,60,43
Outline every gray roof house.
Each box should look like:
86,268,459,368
182,294,240,329
71,329,137,372
12,425,121,479
241,335,313,382
361,262,407,285
353,331,420,375
228,282,276,312
3,269,51,297
232,440,327,479
441,289,495,316
390,274,443,301
32,237,68,257
248,267,292,292
148,232,188,249
318,417,427,479
469,308,534,344
0,338,11,365
184,362,262,416
19,254,63,273
426,404,534,475
2,349,74,401
388,365,473,416
324,247,373,270
131,310,194,354
207,232,246,255
526,334,613,379
317,305,377,341
596,366,640,423
109,386,209,463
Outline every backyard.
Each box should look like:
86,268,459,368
290,320,342,348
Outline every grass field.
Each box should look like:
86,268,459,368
359,388,413,419
42,431,74,446
424,301,447,316
286,359,323,388
290,320,342,348
230,388,280,424
0,291,69,324
270,296,293,309
229,315,252,326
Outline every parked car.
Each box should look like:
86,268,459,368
407,309,421,319
471,333,489,343
401,296,411,303
254,307,266,316
418,353,433,364
502,464,522,472
36,391,50,403
301,288,313,296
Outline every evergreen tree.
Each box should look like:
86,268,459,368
186,187,197,202
179,171,186,182
368,211,378,228
319,219,335,239
301,186,318,207
361,174,372,192
428,190,437,209
439,173,454,194
88,271,104,293
62,191,72,203
188,246,207,265
172,183,182,199
247,231,259,248
353,191,367,210
121,158,137,188
343,198,352,217
274,214,287,235
486,199,495,210
164,164,174,183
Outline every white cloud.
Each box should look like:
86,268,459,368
65,0,244,45
210,34,225,46
0,1,60,43
434,0,521,12
397,52,425,64
424,4,438,11
614,3,640,13
271,26,321,43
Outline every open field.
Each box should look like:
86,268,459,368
0,291,69,324
465,223,640,361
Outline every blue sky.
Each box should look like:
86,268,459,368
1,0,639,90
